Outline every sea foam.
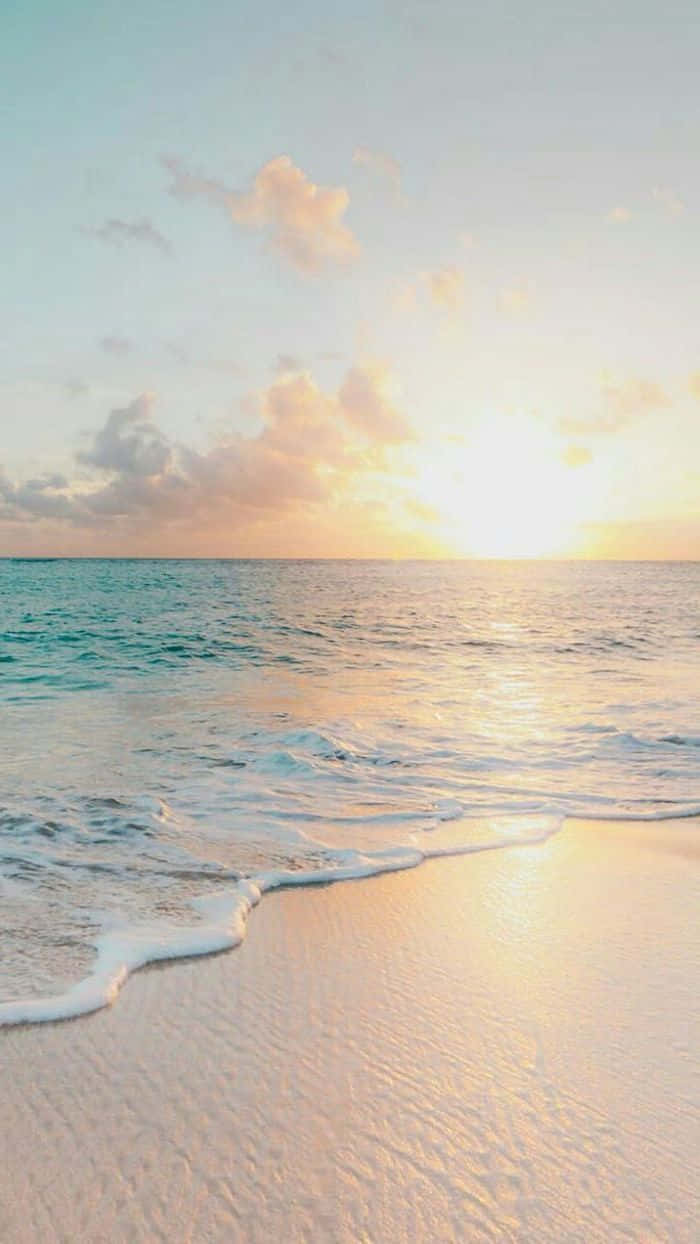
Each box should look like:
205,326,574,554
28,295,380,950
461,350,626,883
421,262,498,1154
0,817,566,1026
1,558,698,1021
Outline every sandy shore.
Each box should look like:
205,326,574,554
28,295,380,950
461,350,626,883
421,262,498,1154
1,818,698,1243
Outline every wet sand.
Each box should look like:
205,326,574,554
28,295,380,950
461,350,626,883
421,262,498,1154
1,818,698,1242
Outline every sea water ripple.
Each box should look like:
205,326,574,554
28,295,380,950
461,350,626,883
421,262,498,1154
0,559,698,1018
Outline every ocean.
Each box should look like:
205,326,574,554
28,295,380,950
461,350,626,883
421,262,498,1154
1,558,698,1023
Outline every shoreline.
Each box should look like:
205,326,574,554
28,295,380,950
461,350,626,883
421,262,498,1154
1,816,698,1241
1,813,697,1030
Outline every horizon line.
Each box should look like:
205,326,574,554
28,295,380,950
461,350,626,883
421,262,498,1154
2,555,698,565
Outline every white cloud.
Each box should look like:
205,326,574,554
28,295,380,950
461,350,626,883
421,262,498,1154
0,365,414,535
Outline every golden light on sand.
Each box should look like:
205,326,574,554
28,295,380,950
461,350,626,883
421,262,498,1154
415,412,590,557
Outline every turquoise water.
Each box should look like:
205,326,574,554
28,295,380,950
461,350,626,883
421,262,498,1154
1,559,698,1014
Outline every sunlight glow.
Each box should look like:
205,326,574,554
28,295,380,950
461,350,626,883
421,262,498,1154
414,412,590,557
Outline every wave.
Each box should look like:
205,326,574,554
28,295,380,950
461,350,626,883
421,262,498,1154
2,559,698,1028
3,803,700,1029
564,804,700,822
0,816,564,1028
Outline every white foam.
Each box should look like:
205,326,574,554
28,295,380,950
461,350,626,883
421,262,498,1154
0,880,261,1027
564,803,700,823
0,818,563,1028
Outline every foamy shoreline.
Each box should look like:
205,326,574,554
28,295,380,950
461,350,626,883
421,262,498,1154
0,812,566,1029
1,818,698,1242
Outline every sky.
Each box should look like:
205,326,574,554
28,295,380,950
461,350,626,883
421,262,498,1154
1,0,699,557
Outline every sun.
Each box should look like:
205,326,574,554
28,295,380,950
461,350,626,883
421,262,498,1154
414,412,588,558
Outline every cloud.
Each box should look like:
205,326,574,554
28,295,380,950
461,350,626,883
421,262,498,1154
561,377,670,438
608,206,632,223
84,217,172,255
391,267,470,318
562,444,592,468
689,372,700,399
164,155,360,273
427,267,464,313
339,364,414,444
584,515,700,560
352,146,401,194
253,372,348,470
402,495,440,522
77,394,172,477
602,377,670,424
100,335,133,356
273,353,303,374
391,280,419,314
1,366,414,539
499,285,531,314
0,472,76,521
652,186,685,217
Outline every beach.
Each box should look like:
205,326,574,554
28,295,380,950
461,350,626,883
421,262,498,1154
4,0,700,1235
2,816,697,1243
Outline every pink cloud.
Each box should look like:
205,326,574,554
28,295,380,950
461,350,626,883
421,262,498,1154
352,146,401,194
427,267,464,313
164,155,360,273
0,365,414,545
339,365,413,445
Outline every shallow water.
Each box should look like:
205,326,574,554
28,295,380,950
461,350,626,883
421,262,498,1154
1,559,698,1015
